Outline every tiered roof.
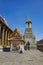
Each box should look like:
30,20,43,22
0,16,12,32
8,28,24,41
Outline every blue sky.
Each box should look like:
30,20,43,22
0,0,43,41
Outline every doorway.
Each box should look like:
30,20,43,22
26,41,30,50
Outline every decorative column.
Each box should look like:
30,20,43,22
0,24,2,45
2,26,5,46
5,30,8,46
8,32,10,46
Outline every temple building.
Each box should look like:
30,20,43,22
0,16,13,47
8,28,24,47
24,19,36,48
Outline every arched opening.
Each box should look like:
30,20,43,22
26,41,30,50
24,41,30,50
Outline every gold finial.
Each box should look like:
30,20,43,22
26,18,32,24
15,27,18,32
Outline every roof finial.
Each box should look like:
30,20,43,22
28,16,30,20
26,17,32,24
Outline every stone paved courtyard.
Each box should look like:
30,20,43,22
0,49,43,65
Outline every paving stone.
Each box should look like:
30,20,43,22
0,49,43,65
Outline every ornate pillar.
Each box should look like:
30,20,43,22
8,32,10,46
5,30,8,46
0,24,2,45
2,26,5,46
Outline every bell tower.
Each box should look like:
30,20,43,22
24,19,36,49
